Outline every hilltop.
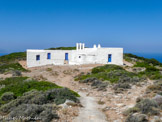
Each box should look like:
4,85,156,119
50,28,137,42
0,52,161,121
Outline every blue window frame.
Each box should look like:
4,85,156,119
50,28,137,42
36,55,40,61
47,53,51,59
108,54,112,62
65,53,68,60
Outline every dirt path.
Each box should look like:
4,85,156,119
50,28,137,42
73,92,107,122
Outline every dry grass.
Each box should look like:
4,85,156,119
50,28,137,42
46,68,53,72
33,75,47,81
63,70,72,75
97,100,105,105
51,71,59,76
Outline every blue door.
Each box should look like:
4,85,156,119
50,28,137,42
65,53,68,60
108,54,112,62
47,53,51,59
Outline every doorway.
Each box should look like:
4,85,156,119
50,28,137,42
108,54,112,62
65,53,69,61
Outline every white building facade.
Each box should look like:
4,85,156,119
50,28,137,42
27,43,123,67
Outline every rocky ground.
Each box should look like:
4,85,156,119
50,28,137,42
1,61,161,122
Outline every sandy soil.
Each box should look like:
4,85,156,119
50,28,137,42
0,74,12,79
23,64,103,90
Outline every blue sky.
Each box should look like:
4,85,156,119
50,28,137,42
0,0,162,53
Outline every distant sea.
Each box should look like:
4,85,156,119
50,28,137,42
0,53,162,63
0,53,9,56
133,53,162,63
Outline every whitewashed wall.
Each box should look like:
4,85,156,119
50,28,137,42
27,48,123,67
69,48,123,65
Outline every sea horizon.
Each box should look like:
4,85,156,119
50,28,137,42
133,52,162,63
0,52,162,63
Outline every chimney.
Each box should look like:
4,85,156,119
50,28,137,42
76,43,79,50
83,43,85,50
93,44,97,48
98,44,101,48
79,43,82,50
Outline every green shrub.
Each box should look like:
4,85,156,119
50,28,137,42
124,53,162,66
146,80,162,94
0,88,79,113
46,68,52,72
123,107,140,116
0,77,79,99
125,113,148,122
134,62,149,67
0,52,27,74
0,63,27,73
80,77,108,91
8,104,59,122
145,66,159,72
135,99,160,115
135,62,161,80
0,92,15,102
0,77,61,97
113,83,131,90
134,62,159,71
92,65,123,74
124,99,160,118
76,64,141,83
46,88,79,105
12,70,22,76
0,52,26,64
139,71,162,80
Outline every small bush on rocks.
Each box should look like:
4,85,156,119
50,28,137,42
123,107,140,116
118,76,141,84
123,98,161,119
125,113,148,122
80,78,108,91
0,77,62,98
146,80,162,95
0,90,41,113
0,92,15,102
12,70,22,77
79,77,97,83
0,63,27,74
0,88,79,113
114,83,131,90
92,64,124,74
46,88,79,105
46,68,52,72
136,97,143,103
76,64,142,83
153,94,162,109
136,99,160,115
8,104,59,122
113,83,131,93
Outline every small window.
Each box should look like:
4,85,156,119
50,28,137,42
47,53,51,59
79,56,81,58
36,55,40,61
